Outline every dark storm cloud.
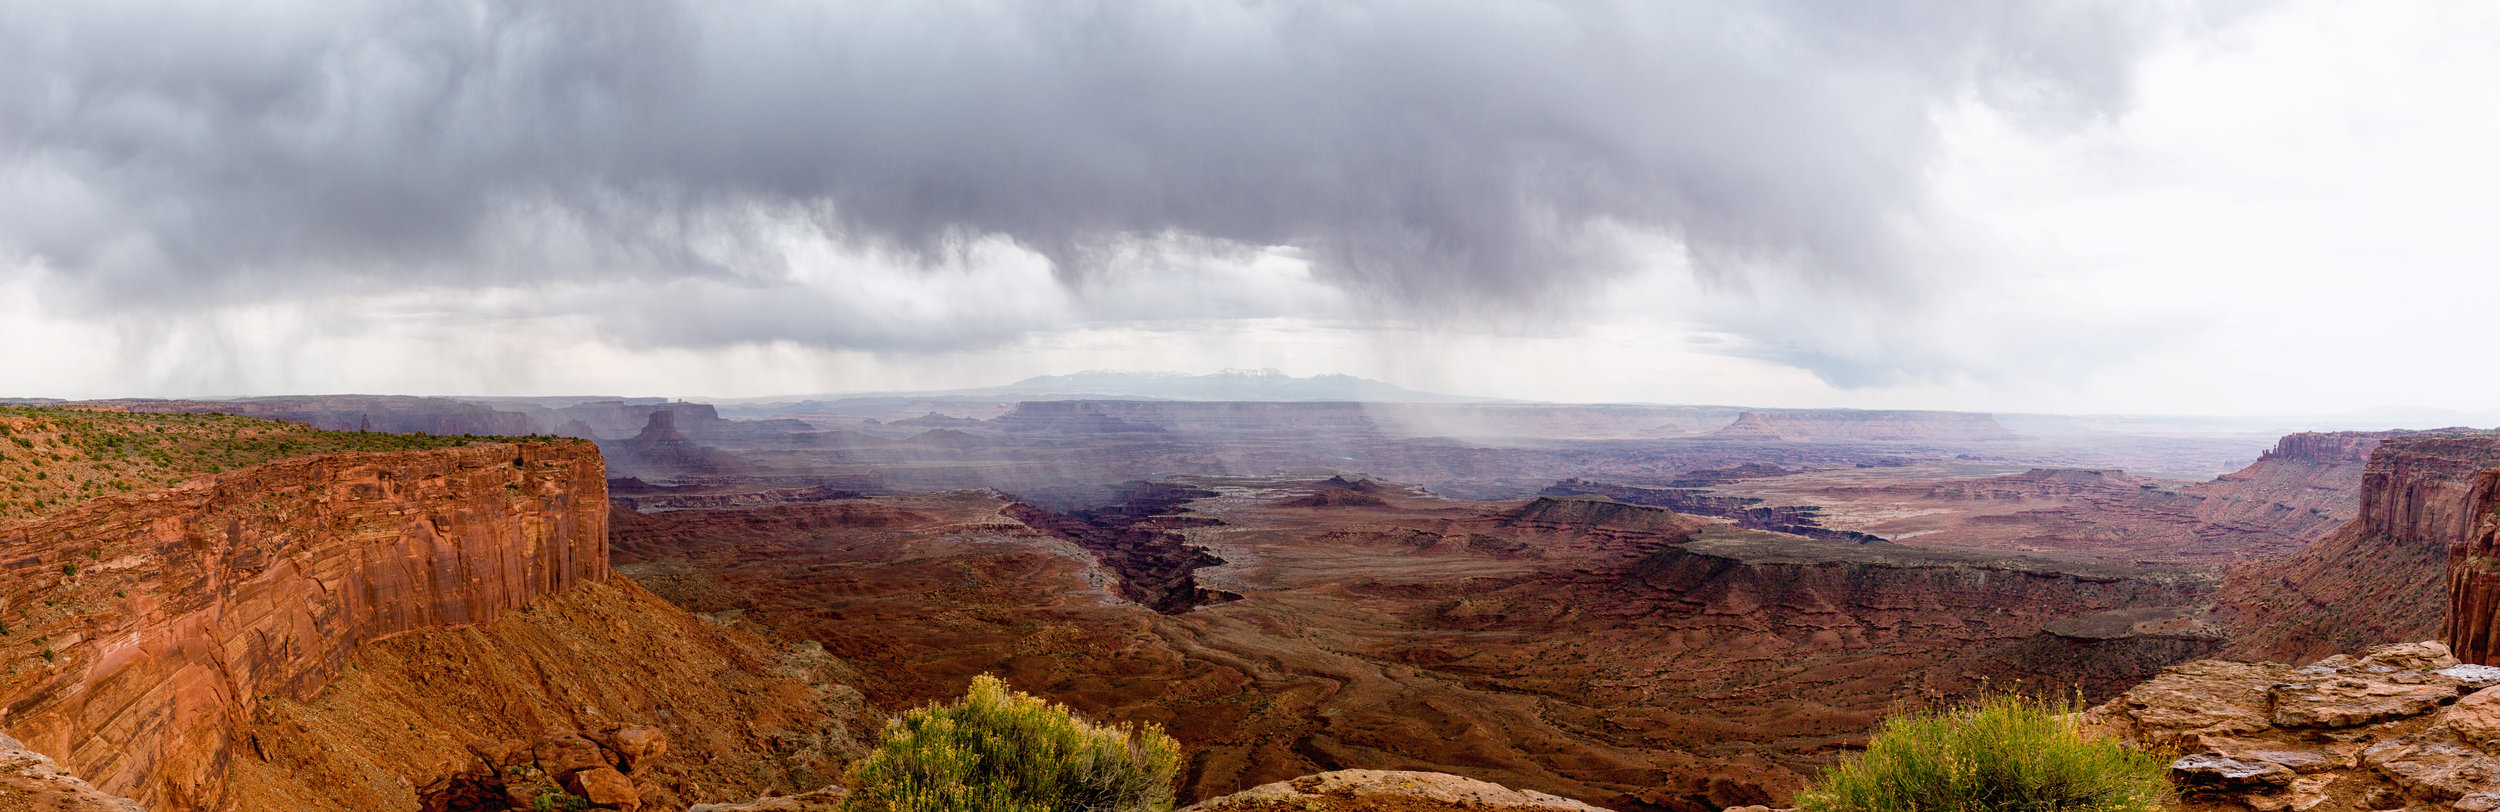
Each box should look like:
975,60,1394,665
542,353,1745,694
0,1,2200,323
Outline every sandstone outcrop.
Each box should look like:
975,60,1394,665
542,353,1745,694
0,734,142,811
1539,480,1882,544
0,442,606,810
2215,434,2500,662
602,411,743,477
1501,496,1707,540
2187,432,2395,540
1180,770,1614,812
2087,641,2500,811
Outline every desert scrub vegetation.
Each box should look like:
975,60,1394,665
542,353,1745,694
1794,694,2173,812
0,405,575,523
845,674,1182,812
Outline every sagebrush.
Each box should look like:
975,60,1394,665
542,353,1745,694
1793,694,2173,812
845,674,1182,812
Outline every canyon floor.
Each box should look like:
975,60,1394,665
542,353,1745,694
615,478,2237,811
8,395,2483,812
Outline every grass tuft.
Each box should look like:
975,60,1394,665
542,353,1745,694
846,674,1182,812
1794,694,2173,812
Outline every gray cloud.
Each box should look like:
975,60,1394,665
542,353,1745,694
0,1,2206,346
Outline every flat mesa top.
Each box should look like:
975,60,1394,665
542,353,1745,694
0,405,562,524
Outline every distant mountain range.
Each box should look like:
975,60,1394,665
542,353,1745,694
726,369,1509,405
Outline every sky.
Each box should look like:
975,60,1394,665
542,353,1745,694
2,0,2497,416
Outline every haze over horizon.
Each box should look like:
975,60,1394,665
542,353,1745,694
6,1,2498,418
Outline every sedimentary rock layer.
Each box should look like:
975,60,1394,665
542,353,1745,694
2087,641,2500,811
0,442,606,810
2214,434,2500,662
615,482,2219,811
1705,410,2020,443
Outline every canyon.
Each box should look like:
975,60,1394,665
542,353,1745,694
609,480,2226,811
10,394,2500,812
0,441,607,809
0,413,868,812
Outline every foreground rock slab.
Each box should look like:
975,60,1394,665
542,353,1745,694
1180,770,1614,812
0,735,142,812
2088,641,2500,811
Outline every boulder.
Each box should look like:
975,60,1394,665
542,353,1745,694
564,766,640,811
593,726,668,773
465,738,528,769
2450,686,2500,748
2359,641,2463,672
532,733,611,779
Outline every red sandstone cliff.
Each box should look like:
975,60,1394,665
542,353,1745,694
2216,434,2500,662
2440,444,2500,664
2183,431,2394,539
0,442,606,810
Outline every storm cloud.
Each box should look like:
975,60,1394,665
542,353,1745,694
0,1,2201,352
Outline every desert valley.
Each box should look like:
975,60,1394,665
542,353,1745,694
10,3,2500,810
4,382,2500,811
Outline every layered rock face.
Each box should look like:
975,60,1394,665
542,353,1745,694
0,442,606,810
2215,434,2500,661
616,483,2223,811
2180,432,2395,547
1705,410,2020,443
1538,481,1881,544
603,411,742,477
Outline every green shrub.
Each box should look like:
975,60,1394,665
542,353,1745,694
847,674,1182,812
1794,695,2173,812
530,789,590,812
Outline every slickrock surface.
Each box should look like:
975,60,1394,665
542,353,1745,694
2086,641,2500,811
0,734,142,811
1181,770,1615,812
0,442,605,810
